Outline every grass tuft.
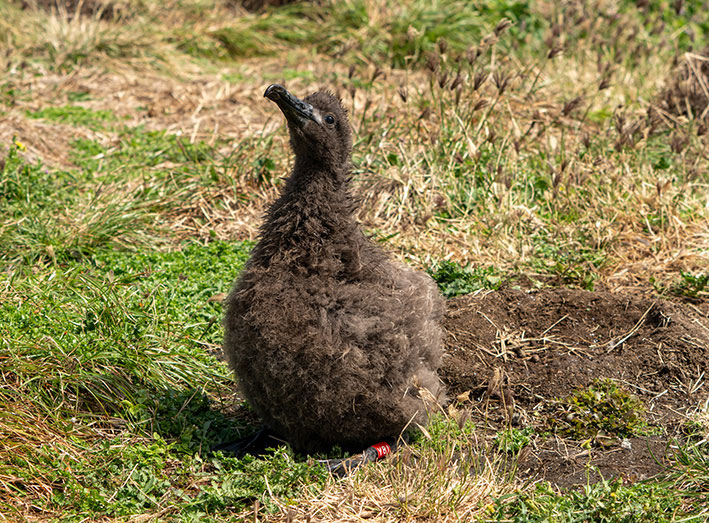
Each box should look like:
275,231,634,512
26,105,118,128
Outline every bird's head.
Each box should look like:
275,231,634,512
264,84,352,172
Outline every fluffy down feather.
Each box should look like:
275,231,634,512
223,86,445,453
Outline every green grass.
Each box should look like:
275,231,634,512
0,128,276,266
70,128,220,171
490,478,682,522
182,0,543,67
26,105,118,128
0,170,272,518
1,0,708,520
1,240,250,412
1,141,161,265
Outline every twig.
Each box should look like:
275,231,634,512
602,303,655,352
541,314,570,336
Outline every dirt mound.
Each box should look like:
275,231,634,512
441,288,709,488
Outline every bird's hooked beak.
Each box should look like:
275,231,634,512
264,84,321,127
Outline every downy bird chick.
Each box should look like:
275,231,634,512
223,84,445,453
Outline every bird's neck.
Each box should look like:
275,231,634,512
292,154,349,186
285,159,349,197
254,160,359,259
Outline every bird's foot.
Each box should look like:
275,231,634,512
212,427,286,458
320,440,398,478
215,431,401,478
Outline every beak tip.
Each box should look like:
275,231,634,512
264,84,315,126
264,83,284,101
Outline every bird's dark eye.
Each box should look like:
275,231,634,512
325,114,335,125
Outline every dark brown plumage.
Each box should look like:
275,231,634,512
223,84,445,453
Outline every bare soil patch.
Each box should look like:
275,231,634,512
441,287,709,488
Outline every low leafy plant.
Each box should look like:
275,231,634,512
194,447,329,515
548,379,647,441
671,272,709,299
494,427,534,454
531,235,606,291
427,260,501,297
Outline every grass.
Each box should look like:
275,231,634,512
26,105,118,128
0,0,708,520
491,479,683,522
1,141,161,265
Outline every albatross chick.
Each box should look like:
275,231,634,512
223,84,445,453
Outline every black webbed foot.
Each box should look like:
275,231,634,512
212,427,286,458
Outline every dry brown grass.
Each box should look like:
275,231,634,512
657,48,709,122
0,401,88,520
237,410,513,523
3,36,707,290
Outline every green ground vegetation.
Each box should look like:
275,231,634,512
548,379,650,442
1,0,708,520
